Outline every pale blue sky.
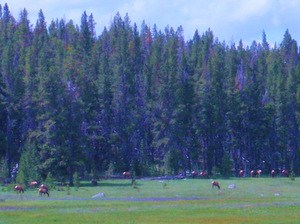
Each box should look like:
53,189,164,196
6,0,300,46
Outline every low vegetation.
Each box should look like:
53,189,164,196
1,178,300,223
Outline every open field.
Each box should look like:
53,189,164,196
1,178,300,223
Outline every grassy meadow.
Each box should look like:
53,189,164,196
1,177,300,223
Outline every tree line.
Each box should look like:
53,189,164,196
0,3,299,185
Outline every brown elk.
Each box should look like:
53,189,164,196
281,169,289,177
250,170,256,177
270,169,275,177
38,187,49,197
29,181,38,188
239,170,244,177
256,169,262,177
40,184,48,190
14,185,24,193
191,171,198,178
212,181,220,189
123,171,131,179
200,171,208,178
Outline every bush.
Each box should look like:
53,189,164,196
163,150,181,175
105,162,114,178
290,170,296,181
0,159,10,184
73,172,80,188
146,164,164,177
45,172,55,190
15,145,41,188
221,153,232,178
16,169,27,189
211,166,221,178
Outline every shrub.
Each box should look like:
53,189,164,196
15,145,41,188
163,150,181,175
221,153,232,178
211,166,221,178
45,172,55,189
105,162,114,178
0,159,10,184
73,172,80,188
290,170,296,181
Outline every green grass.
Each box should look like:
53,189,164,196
1,178,300,223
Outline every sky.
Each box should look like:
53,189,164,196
5,0,300,46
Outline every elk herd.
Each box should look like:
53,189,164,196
238,169,289,178
191,168,289,179
12,169,291,197
196,168,290,190
14,182,49,197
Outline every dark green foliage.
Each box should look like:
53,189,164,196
0,158,9,183
73,172,80,188
45,172,55,190
0,4,300,181
220,153,232,178
16,145,40,187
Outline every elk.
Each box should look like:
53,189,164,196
239,170,244,177
40,184,48,190
270,170,275,177
281,169,289,177
200,171,208,178
14,185,24,193
38,187,49,197
38,184,49,197
256,169,262,177
250,170,256,177
212,181,220,189
191,171,198,178
123,171,131,179
29,181,38,188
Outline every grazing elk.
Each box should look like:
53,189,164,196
281,169,289,177
38,187,49,197
212,181,220,189
239,170,244,177
191,171,198,178
14,185,24,193
123,171,131,179
270,169,275,177
29,181,38,188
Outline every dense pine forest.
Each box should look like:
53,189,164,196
0,3,299,185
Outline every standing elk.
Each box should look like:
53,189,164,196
239,170,244,177
256,169,262,177
123,171,131,179
38,187,49,197
212,181,220,189
39,184,49,197
29,181,38,188
200,171,208,178
14,185,24,193
191,171,198,178
270,170,275,177
281,169,289,177
40,184,48,190
250,170,256,177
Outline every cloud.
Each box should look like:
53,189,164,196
229,0,271,22
4,0,300,45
